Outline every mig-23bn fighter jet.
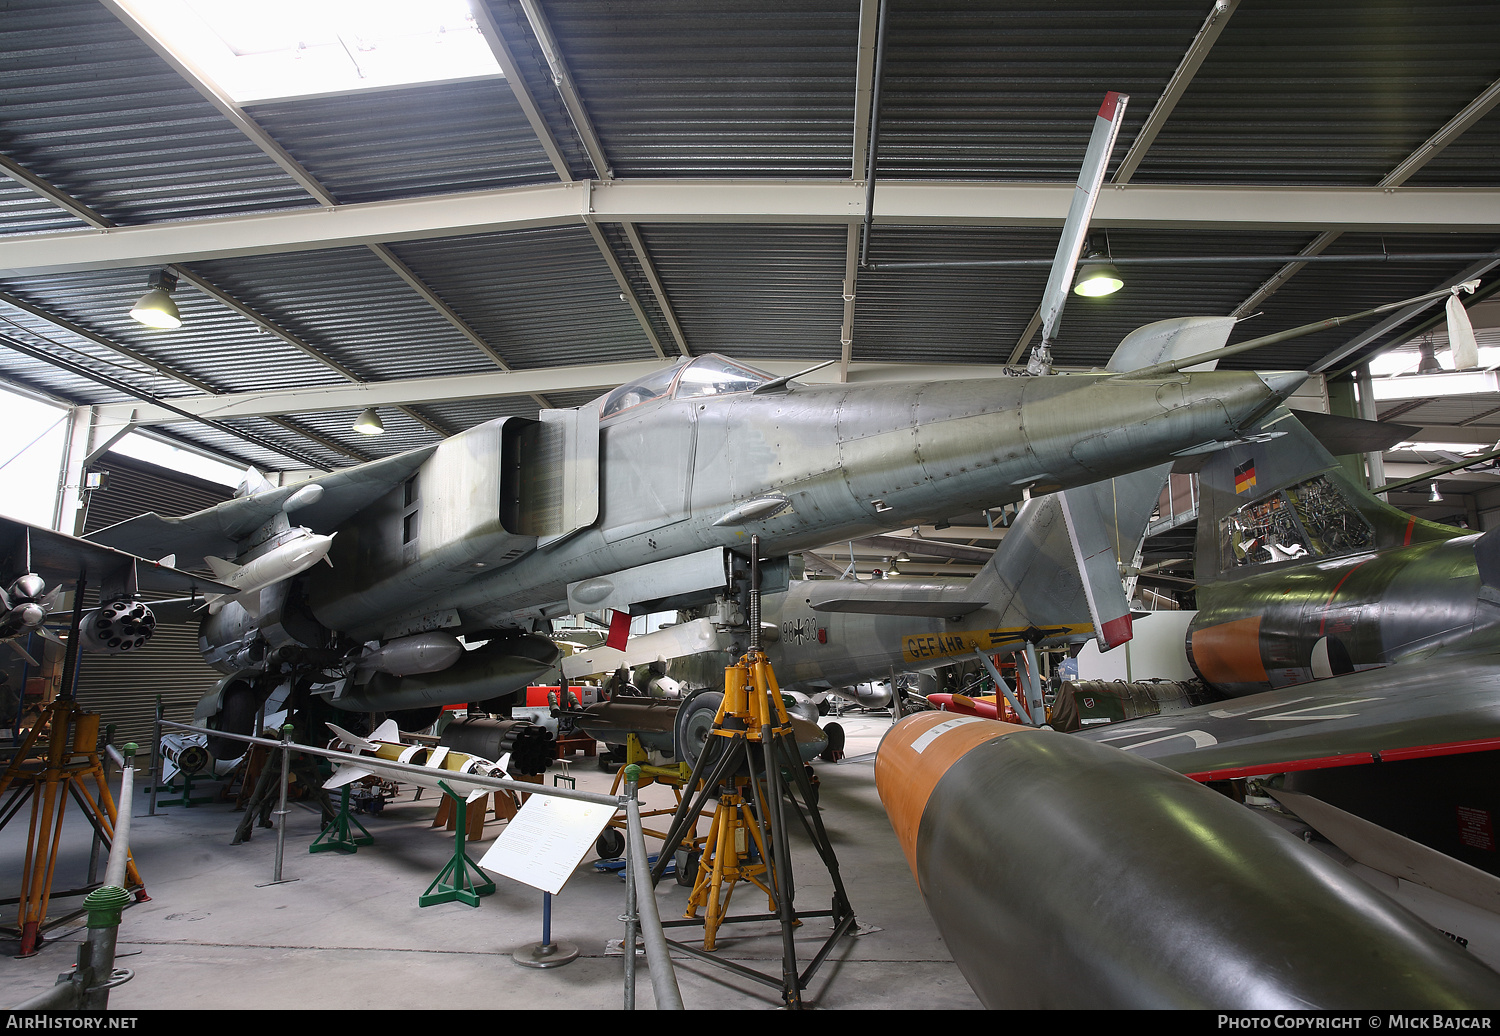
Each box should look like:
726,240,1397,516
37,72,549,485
84,352,1300,743
82,89,1303,745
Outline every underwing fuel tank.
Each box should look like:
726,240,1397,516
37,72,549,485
353,632,464,677
877,712,1500,1009
328,635,558,713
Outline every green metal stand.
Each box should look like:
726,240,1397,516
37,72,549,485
148,771,216,807
310,786,374,854
418,781,495,908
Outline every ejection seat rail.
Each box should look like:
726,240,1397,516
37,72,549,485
154,718,684,1010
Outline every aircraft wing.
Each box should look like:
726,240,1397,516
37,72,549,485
86,446,438,567
0,515,233,596
1075,651,1500,781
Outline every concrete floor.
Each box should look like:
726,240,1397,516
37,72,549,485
1,715,982,1010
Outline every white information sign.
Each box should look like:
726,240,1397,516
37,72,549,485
478,794,616,895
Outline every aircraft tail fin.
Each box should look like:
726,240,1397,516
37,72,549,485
325,721,379,752
1194,409,1463,589
958,314,1239,649
324,765,375,790
203,556,239,581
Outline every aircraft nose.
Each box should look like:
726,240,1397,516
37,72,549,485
1256,369,1309,401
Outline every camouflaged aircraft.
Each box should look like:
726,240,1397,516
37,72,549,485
83,350,1301,740
81,89,1304,743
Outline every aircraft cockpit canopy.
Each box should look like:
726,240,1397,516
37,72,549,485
598,354,773,419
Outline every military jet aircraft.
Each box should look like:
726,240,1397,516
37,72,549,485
85,353,1299,739
558,311,1244,732
1075,407,1500,779
81,89,1301,740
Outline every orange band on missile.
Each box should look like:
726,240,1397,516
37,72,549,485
876,713,1031,877
1189,615,1268,685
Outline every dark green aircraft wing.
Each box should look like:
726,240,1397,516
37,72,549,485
86,446,438,569
1075,649,1500,780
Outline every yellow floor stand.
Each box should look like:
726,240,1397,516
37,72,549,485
0,696,146,956
647,647,857,1008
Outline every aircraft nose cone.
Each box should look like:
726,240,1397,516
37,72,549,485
1257,369,1309,402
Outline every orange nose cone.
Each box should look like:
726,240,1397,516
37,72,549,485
875,713,1031,877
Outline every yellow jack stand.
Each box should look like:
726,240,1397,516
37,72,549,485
0,696,146,956
647,646,856,1008
598,733,704,865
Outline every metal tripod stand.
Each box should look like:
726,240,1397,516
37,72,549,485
646,538,856,1008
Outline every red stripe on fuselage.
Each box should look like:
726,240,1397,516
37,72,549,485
1185,737,1500,782
1318,559,1372,636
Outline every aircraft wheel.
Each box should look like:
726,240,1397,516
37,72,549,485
207,681,256,761
675,848,701,886
675,689,725,770
596,827,625,861
819,721,845,762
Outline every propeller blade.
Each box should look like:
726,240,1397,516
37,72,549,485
1034,91,1130,367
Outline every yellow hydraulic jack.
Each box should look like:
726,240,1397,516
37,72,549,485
597,732,703,862
645,537,857,1008
0,695,146,956
683,649,794,951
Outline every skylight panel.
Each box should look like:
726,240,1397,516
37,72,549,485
120,0,502,103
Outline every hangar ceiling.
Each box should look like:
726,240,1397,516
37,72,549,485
1,0,1498,533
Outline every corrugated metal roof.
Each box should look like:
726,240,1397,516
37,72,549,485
0,0,314,225
0,0,1495,475
245,78,559,203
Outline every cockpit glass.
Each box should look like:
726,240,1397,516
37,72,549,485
672,355,771,399
1219,474,1373,571
598,355,772,419
599,363,684,418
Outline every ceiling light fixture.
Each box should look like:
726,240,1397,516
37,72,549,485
353,408,385,436
1429,482,1444,504
1416,336,1444,375
129,269,182,329
1073,254,1124,297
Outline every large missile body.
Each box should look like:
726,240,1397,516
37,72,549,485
876,712,1500,1009
205,529,334,613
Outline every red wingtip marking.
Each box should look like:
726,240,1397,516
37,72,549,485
605,609,631,652
1404,517,1415,546
1101,613,1132,648
1098,91,1122,121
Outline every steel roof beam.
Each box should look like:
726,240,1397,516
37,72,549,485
471,1,576,182
499,4,689,365
102,0,538,406
1232,74,1500,318
1112,0,1239,185
5,180,1495,278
